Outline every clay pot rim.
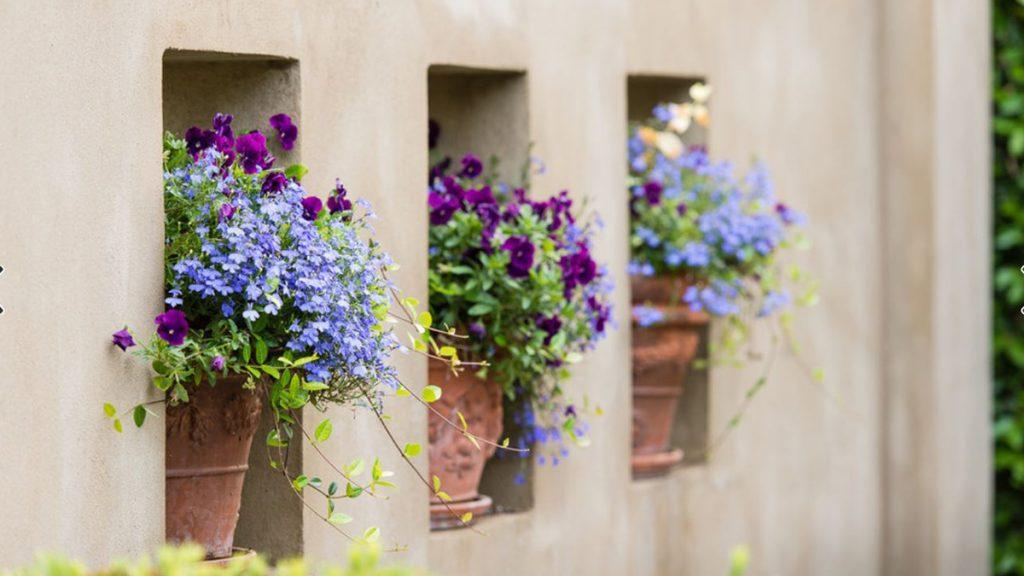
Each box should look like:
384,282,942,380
631,304,710,327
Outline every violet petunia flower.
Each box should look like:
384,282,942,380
501,236,536,279
112,329,135,351
301,195,323,221
677,203,688,216
269,113,298,151
211,355,226,371
235,132,273,174
261,172,289,195
155,309,189,347
459,154,483,179
464,186,495,206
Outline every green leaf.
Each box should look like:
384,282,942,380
439,346,457,358
467,303,492,316
417,311,433,329
103,403,116,418
314,419,333,443
173,383,189,403
460,512,473,524
284,163,309,181
328,512,353,525
433,475,441,492
266,429,288,447
346,483,363,498
113,419,123,433
292,475,309,491
346,459,365,477
328,481,339,496
363,526,380,542
422,385,442,403
372,458,382,482
403,443,422,457
132,405,147,428
436,491,452,502
303,381,329,391
255,339,269,364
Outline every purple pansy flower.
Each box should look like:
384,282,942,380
428,190,460,225
468,322,486,339
464,186,495,206
677,202,688,216
235,132,273,174
211,355,226,371
327,180,353,215
212,113,234,140
459,154,483,179
301,196,323,221
112,329,135,351
537,315,563,345
501,236,536,278
219,203,236,221
269,113,298,151
643,181,663,205
184,126,213,157
155,309,189,347
261,172,289,195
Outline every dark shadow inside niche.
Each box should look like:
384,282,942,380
427,65,534,519
627,74,711,470
428,65,530,186
162,49,302,559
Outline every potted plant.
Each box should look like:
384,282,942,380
425,126,613,528
107,113,444,558
628,84,814,476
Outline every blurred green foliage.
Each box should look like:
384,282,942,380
1,543,425,576
995,1,1024,573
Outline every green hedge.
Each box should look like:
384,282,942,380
995,1,1024,574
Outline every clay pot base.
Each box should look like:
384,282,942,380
202,548,257,566
429,495,493,531
631,448,684,479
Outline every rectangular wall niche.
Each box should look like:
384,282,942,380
426,65,533,519
627,74,711,470
162,50,302,559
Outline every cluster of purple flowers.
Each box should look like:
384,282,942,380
427,129,614,454
117,114,397,391
428,155,610,334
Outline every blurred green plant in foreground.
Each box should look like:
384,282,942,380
728,545,750,576
995,1,1024,574
1,543,425,576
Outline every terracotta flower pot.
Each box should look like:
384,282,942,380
427,360,504,529
166,375,262,559
631,275,708,477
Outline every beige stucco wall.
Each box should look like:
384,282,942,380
0,1,989,575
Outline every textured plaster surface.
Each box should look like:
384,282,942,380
0,1,988,575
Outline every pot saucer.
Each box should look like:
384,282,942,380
430,494,493,530
631,448,684,479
